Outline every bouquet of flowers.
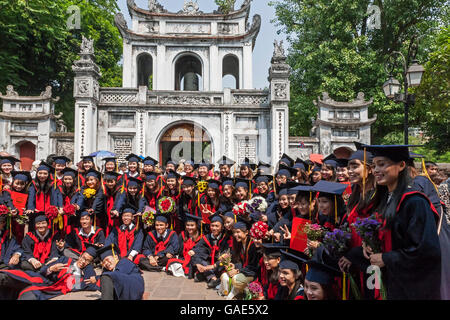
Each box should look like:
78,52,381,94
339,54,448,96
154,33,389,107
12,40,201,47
0,205,9,216
323,224,352,259
304,223,325,241
157,196,176,214
63,203,76,217
83,188,97,199
45,206,59,221
218,249,233,272
351,215,382,253
232,201,249,217
244,281,264,300
250,221,269,240
142,206,156,227
246,196,268,216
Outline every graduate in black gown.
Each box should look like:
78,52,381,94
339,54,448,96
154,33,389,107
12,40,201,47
275,250,307,300
98,244,145,300
364,144,441,300
0,215,22,270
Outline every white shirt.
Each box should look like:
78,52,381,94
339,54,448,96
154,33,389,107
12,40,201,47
79,226,95,238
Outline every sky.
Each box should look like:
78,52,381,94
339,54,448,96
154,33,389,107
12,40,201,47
116,0,288,89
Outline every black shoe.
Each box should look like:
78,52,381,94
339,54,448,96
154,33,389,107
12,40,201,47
194,273,203,282
207,278,220,289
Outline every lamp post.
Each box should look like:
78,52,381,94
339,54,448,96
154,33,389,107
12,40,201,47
382,46,425,145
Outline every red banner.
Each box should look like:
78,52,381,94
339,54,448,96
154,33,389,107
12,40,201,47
290,217,309,253
10,191,28,215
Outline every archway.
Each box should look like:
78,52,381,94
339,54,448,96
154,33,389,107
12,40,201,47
18,141,36,170
158,122,212,166
222,54,239,89
174,54,203,91
137,53,153,89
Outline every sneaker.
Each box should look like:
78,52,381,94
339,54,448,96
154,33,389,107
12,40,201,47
207,278,220,289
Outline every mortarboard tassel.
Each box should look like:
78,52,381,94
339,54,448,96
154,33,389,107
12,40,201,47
111,244,117,261
54,167,57,190
200,221,203,237
273,175,277,197
305,264,309,273
335,195,338,225
309,191,312,221
342,272,347,300
421,158,439,193
249,181,252,199
8,216,12,239
0,174,3,191
94,213,97,231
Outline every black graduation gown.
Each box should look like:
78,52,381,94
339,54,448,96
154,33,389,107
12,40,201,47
101,258,145,300
233,240,261,278
0,190,15,209
21,231,60,265
413,175,442,215
0,231,22,268
141,229,179,258
191,233,230,266
64,227,105,255
381,191,441,300
105,225,144,263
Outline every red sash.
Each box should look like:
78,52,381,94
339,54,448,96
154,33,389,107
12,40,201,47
202,235,225,265
32,181,51,213
148,230,176,255
0,231,8,258
72,228,102,254
117,226,137,258
27,232,53,264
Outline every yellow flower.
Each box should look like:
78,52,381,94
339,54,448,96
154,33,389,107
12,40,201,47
83,188,97,199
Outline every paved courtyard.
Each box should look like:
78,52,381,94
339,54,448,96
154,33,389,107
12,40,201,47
52,270,224,300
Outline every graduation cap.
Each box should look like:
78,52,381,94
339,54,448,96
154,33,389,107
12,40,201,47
311,164,322,172
279,153,294,167
84,243,99,258
261,243,289,258
280,250,308,270
103,171,120,181
142,156,158,166
210,213,224,224
184,159,198,169
127,176,143,188
221,211,235,220
312,180,347,196
34,214,48,224
305,259,341,285
277,183,289,196
206,179,221,190
166,170,180,180
293,158,308,171
235,178,253,191
287,181,302,195
36,161,53,172
144,172,158,181
97,244,116,261
184,213,203,225
62,167,78,178
166,158,177,166
257,161,272,175
181,176,197,186
0,156,20,166
80,210,92,218
102,157,117,165
240,157,257,171
221,178,234,187
254,174,272,184
85,168,101,179
11,171,32,182
125,153,141,163
197,159,213,170
276,164,297,179
323,154,338,168
123,207,136,215
232,219,252,231
362,144,420,163
217,155,236,167
53,156,71,166
81,156,94,163
155,213,169,224
335,158,349,168
348,150,374,163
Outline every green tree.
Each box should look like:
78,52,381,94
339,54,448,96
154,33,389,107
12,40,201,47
0,0,122,131
270,0,447,143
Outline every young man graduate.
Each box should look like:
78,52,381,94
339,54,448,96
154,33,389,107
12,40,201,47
98,244,145,300
137,213,179,271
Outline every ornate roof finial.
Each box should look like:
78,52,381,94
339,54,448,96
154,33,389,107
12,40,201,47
148,0,167,13
273,40,286,59
182,0,201,15
40,86,53,99
5,85,18,97
80,36,94,55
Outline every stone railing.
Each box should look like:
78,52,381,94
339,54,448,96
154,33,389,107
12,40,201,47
98,87,270,107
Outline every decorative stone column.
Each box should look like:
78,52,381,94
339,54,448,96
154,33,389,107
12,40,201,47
72,36,101,162
268,40,290,166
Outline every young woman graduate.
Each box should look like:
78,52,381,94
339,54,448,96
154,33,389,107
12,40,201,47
199,179,222,228
98,244,145,300
105,207,144,265
52,156,71,187
221,211,235,249
166,213,202,278
163,170,183,233
78,156,96,187
238,157,256,181
292,158,310,184
321,155,338,182
311,180,347,231
267,186,293,231
291,184,317,221
63,211,105,260
139,172,164,212
178,176,199,222
96,171,122,236
217,155,235,181
0,214,23,270
183,160,197,178
114,176,142,217
234,178,252,202
218,178,235,214
191,215,230,285
218,219,261,299
6,171,31,244
335,158,352,203
0,156,20,188
57,167,82,235
275,250,307,300
20,214,60,271
363,144,441,300
257,243,286,300
25,162,63,231
124,153,142,180
303,259,341,300
309,165,322,185
254,175,275,206
79,169,104,232
137,214,179,271
197,160,212,181
338,148,378,299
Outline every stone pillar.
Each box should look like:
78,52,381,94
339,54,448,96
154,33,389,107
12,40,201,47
268,40,290,166
210,44,220,91
242,41,253,89
72,36,101,162
123,42,133,87
156,44,166,90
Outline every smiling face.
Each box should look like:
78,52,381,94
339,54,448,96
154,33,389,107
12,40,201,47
121,212,134,226
37,170,49,182
372,157,406,191
288,194,297,207
105,179,117,190
128,186,138,196
12,179,26,192
143,164,154,173
207,187,218,199
297,196,314,216
55,163,66,173
312,171,322,183
105,162,116,172
210,221,223,237
257,182,269,195
318,196,332,216
240,166,249,178
102,255,118,271
80,215,92,229
63,176,74,188
198,166,208,177
184,164,193,174
276,175,287,186
182,184,194,196
279,268,296,287
77,252,94,269
1,163,13,174
155,220,168,235
232,228,248,243
166,178,177,190
128,162,138,173
304,279,325,300
279,194,289,209
86,176,98,189
264,254,281,271
220,165,230,177
320,166,334,181
348,159,368,185
35,220,48,235
83,161,93,171
223,217,234,231
336,167,349,182
185,221,198,235
235,187,248,201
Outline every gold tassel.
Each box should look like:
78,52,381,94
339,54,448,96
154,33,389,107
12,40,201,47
342,272,347,300
111,244,117,261
54,167,57,190
309,192,312,221
8,216,12,239
305,264,309,273
421,158,439,193
273,175,277,197
249,181,252,198
94,213,97,230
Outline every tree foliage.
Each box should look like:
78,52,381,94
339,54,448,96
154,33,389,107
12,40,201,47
270,0,447,147
0,0,122,131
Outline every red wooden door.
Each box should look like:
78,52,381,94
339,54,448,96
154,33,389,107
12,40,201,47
19,142,36,171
